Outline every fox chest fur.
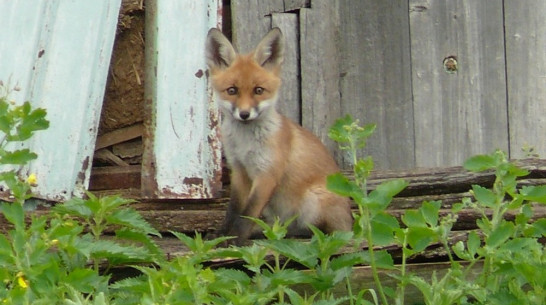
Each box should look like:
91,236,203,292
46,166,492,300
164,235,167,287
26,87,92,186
221,113,281,179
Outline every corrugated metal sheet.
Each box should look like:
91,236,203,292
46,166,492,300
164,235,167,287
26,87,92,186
143,0,223,199
0,0,121,201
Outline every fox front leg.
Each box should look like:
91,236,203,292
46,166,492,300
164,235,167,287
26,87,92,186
227,174,278,245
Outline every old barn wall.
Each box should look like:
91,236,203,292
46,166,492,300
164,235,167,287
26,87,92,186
231,0,546,170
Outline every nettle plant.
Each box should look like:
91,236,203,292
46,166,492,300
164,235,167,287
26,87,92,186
0,85,161,304
327,115,546,305
0,83,49,203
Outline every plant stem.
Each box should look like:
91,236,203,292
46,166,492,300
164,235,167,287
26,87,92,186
365,207,389,305
396,232,409,305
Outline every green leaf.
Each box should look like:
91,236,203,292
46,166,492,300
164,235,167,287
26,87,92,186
471,185,497,208
53,197,93,219
402,210,427,228
486,221,515,248
264,269,312,286
256,239,317,268
115,228,163,258
366,179,408,212
370,212,398,246
463,154,498,172
328,115,354,143
374,179,408,198
211,268,252,289
65,268,105,294
311,228,353,261
520,185,546,204
528,218,546,237
452,241,469,260
107,208,160,236
420,200,441,226
97,194,135,212
76,238,152,262
326,172,362,199
467,231,481,257
0,149,37,165
406,227,437,252
239,243,269,273
374,250,394,269
16,106,49,141
330,252,370,270
354,157,374,180
0,202,24,230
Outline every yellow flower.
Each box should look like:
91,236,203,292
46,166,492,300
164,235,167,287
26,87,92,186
16,273,28,289
26,173,38,187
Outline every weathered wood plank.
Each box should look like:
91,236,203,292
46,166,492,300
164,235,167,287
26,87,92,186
272,13,301,123
283,0,310,11
95,124,143,150
0,1,121,201
504,1,546,159
339,0,414,170
93,149,130,167
300,0,342,161
409,0,508,167
89,165,140,191
230,0,284,53
143,0,222,199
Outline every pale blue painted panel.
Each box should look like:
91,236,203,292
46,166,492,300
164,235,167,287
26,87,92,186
144,0,222,198
0,0,120,201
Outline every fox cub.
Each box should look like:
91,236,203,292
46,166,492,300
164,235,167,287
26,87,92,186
205,27,352,245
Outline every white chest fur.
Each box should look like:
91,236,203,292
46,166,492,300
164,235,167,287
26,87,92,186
221,111,282,179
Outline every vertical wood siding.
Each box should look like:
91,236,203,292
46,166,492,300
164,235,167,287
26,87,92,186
232,0,546,170
409,0,509,167
0,0,120,201
143,0,222,199
504,1,546,159
339,1,414,169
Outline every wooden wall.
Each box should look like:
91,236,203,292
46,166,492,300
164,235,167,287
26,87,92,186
231,0,546,170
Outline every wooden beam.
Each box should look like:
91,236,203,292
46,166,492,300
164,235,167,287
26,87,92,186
95,124,144,150
89,165,141,190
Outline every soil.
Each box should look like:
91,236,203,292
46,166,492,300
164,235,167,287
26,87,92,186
98,0,145,135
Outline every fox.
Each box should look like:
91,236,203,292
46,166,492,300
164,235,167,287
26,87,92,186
205,27,353,245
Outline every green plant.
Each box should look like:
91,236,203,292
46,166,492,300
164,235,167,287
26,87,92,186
326,115,546,305
0,83,49,204
0,84,161,304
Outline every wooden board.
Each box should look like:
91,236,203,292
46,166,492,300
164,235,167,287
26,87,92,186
409,0,509,167
230,0,284,53
143,0,222,199
504,1,546,159
300,0,342,161
88,159,546,234
272,13,301,123
339,0,415,170
0,1,121,201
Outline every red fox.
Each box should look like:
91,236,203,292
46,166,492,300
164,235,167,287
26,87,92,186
205,27,352,245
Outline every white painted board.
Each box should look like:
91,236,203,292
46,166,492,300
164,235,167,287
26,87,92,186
143,0,223,199
0,0,120,201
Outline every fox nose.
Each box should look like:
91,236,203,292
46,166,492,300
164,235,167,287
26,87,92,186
239,111,250,120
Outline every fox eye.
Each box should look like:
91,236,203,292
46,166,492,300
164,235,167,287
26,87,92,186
226,87,238,95
254,87,264,95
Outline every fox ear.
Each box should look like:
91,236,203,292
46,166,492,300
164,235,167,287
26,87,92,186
254,27,284,70
205,28,237,70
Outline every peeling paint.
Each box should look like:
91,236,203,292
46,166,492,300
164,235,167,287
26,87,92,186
0,0,121,201
142,0,222,199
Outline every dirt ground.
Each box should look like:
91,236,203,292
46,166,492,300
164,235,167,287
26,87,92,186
99,0,145,135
